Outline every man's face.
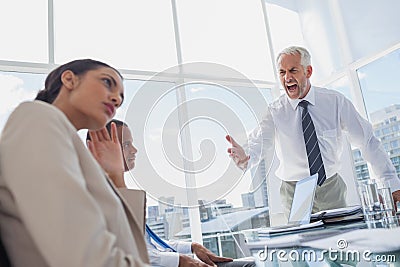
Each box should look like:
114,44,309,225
117,125,137,171
278,53,312,99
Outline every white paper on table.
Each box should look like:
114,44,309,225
303,227,400,253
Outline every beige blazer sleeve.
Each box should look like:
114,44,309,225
118,188,146,234
0,102,150,267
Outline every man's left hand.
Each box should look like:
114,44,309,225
191,242,233,266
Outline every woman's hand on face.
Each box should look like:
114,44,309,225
87,122,126,187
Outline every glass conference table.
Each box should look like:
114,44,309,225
244,218,400,267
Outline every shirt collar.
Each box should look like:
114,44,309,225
287,86,316,110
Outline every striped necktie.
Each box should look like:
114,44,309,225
145,225,177,252
298,100,326,186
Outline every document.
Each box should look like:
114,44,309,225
303,226,400,253
258,220,324,237
246,224,352,250
246,233,303,249
310,205,362,221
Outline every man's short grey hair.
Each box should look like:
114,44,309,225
276,46,311,69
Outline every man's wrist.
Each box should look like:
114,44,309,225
238,155,250,171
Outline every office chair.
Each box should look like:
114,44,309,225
0,235,11,267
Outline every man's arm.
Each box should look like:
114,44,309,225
340,97,400,203
226,135,250,170
226,107,275,172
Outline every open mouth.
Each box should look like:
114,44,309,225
287,84,298,92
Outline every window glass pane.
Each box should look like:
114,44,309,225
0,71,45,131
355,49,400,180
54,0,177,71
296,0,344,82
358,49,400,116
339,0,400,60
0,1,48,62
177,0,275,81
265,3,304,57
181,83,270,257
123,80,190,241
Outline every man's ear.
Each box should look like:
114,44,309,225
305,65,313,78
60,70,77,90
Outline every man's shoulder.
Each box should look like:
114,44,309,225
269,94,287,110
314,86,345,98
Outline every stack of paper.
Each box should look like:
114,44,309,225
258,220,324,237
310,205,362,221
303,226,400,253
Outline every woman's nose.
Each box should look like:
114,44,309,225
110,93,122,107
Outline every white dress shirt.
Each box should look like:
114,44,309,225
145,231,192,267
247,86,400,191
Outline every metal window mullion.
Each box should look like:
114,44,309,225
48,0,55,64
260,0,280,99
171,0,203,245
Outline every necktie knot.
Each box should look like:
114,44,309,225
298,100,309,109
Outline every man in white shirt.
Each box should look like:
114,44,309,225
88,120,256,267
226,46,400,215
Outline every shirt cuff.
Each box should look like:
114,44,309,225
159,251,180,267
388,176,400,192
176,241,192,254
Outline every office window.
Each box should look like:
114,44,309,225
53,0,178,71
355,49,400,180
382,127,391,135
265,2,304,57
296,0,344,82
391,140,399,149
183,84,270,204
176,0,274,81
0,0,48,63
122,80,191,240
339,0,400,60
0,71,45,131
358,49,400,120
177,83,271,255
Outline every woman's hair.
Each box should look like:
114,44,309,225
86,119,128,141
35,59,123,104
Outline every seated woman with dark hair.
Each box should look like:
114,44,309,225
88,119,256,267
0,59,149,267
